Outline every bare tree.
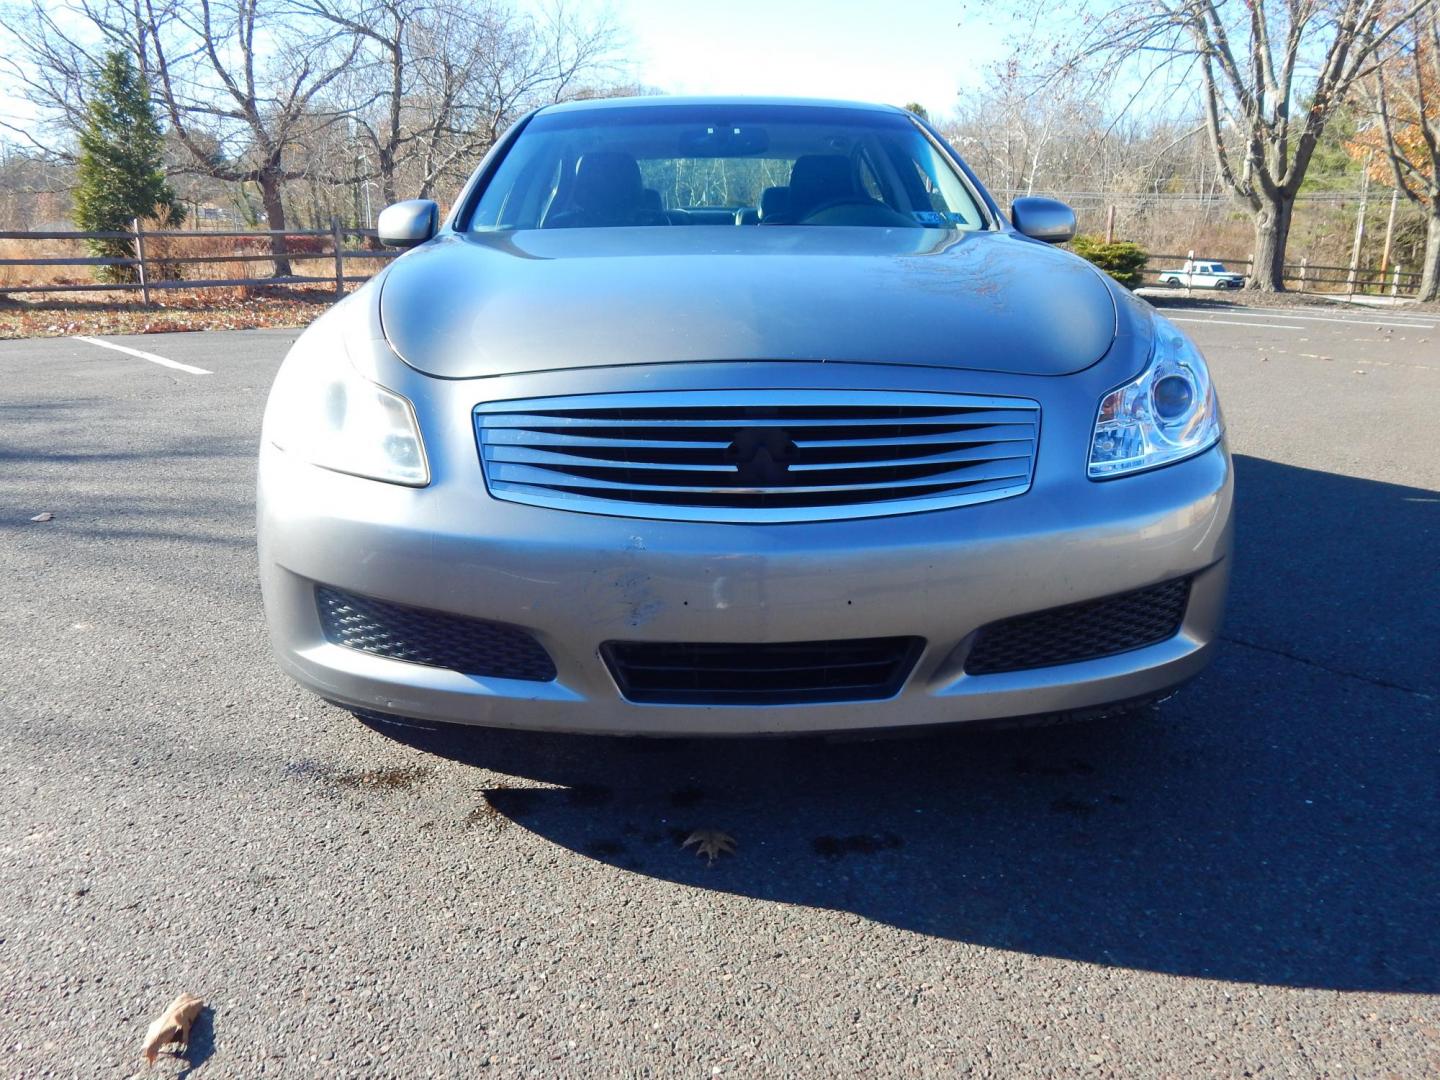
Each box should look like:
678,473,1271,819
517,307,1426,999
1358,3,1440,300
141,0,362,274
289,0,622,206
0,2,115,152
1068,0,1432,290
416,0,625,197
2,0,361,274
943,53,1180,203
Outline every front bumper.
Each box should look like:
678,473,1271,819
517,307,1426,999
258,361,1233,735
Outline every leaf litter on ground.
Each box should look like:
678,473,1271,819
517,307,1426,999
682,829,736,865
141,992,205,1067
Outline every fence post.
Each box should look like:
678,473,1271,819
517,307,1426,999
1298,256,1307,292
132,217,151,306
331,216,345,300
1392,264,1402,297
1186,248,1194,297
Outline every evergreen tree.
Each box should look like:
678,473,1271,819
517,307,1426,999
73,51,184,283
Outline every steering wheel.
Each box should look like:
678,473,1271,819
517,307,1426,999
794,197,915,227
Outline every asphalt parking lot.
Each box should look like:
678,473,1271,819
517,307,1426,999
1,298,1437,1077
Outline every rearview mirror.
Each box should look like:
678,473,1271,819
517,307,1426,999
1010,197,1076,244
377,199,440,248
677,126,770,157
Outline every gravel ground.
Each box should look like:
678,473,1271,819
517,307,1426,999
0,303,1436,1078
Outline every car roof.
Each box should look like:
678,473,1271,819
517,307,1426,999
536,95,909,117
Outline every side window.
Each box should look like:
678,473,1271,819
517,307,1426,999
856,152,886,203
486,149,562,229
908,159,948,214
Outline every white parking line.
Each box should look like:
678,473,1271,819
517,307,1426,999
1186,308,1435,330
1169,317,1303,331
75,335,212,375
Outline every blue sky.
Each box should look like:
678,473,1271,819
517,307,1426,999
610,0,1008,119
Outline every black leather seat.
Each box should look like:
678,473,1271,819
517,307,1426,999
781,156,859,222
758,186,789,222
545,153,666,228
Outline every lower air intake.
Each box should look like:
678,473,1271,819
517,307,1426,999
964,578,1192,675
316,586,556,681
602,637,924,705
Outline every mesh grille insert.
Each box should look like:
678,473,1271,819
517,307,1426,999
316,586,556,681
965,578,1191,675
603,637,924,705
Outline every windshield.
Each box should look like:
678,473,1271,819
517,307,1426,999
468,104,987,231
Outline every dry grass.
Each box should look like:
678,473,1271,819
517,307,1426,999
0,237,89,290
0,285,354,339
0,230,382,337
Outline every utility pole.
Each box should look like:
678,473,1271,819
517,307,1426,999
1380,187,1399,276
1347,152,1372,291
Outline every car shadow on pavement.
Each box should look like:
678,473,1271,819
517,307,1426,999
368,454,1438,993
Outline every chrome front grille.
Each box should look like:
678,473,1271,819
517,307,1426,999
474,390,1040,523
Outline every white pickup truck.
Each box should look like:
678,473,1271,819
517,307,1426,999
1158,260,1246,289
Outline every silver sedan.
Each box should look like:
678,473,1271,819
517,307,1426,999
257,97,1232,736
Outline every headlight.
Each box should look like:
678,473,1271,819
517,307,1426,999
264,341,429,486
1088,315,1222,479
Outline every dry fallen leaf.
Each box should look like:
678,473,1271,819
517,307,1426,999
142,992,204,1067
682,829,736,865
29,512,53,522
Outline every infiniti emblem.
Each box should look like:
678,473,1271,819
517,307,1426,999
724,428,799,486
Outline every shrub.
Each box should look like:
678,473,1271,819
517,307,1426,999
1070,235,1149,288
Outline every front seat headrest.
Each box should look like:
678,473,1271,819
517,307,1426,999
759,186,789,222
787,155,858,219
571,152,644,212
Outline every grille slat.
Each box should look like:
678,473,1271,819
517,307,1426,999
487,446,733,472
798,427,1035,449
476,390,1039,524
603,637,924,705
488,459,1031,496
479,411,1026,430
483,429,735,449
485,443,1032,474
787,447,1033,472
965,578,1192,675
316,586,556,681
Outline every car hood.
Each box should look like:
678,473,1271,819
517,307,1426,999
378,227,1117,379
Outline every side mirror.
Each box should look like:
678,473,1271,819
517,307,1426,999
1010,197,1076,244
377,199,439,248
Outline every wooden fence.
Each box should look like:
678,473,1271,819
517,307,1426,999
0,219,399,302
1141,251,1422,298
0,224,1426,303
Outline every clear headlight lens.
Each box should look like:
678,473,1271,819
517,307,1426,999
265,347,429,486
1088,315,1222,478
